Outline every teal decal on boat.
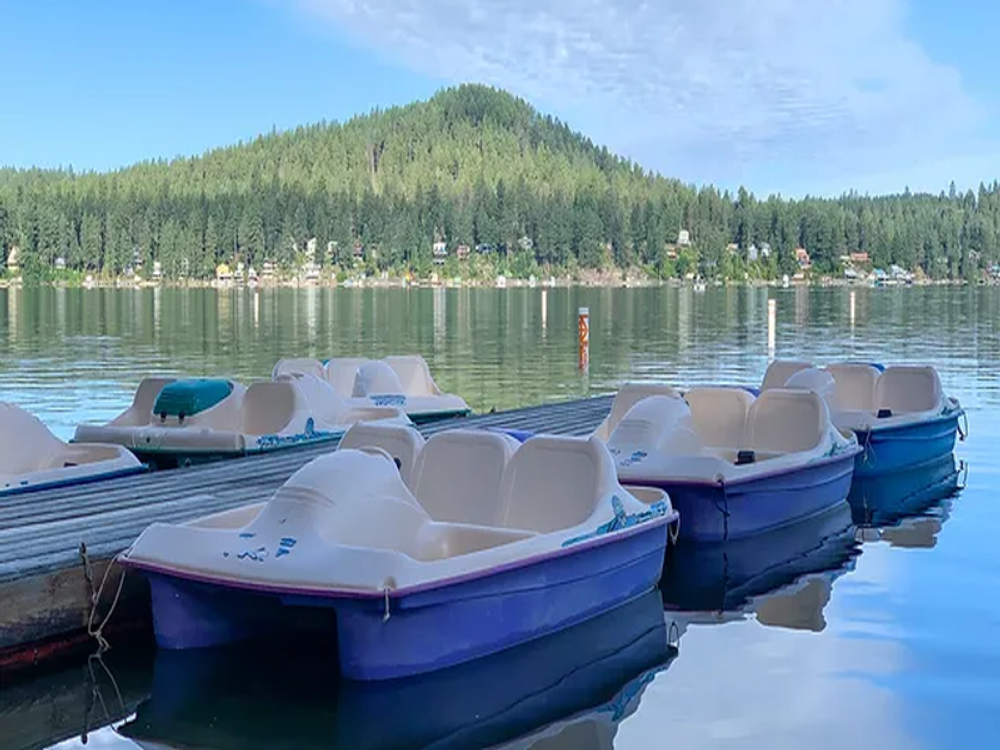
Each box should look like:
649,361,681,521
561,495,671,547
371,394,407,407
153,379,234,419
255,417,341,449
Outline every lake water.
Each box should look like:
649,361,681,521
2,285,998,750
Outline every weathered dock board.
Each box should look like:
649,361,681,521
0,395,613,677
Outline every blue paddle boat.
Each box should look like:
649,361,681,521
760,360,967,478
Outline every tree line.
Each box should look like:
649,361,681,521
0,84,997,282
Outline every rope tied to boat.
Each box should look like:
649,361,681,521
860,429,875,469
79,543,128,654
383,586,391,623
668,515,681,546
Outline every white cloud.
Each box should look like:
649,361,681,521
290,0,984,196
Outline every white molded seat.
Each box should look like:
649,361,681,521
0,403,68,474
384,355,444,397
683,387,754,448
339,422,426,486
761,360,814,392
353,360,406,396
875,365,943,415
110,376,176,426
747,389,828,454
242,380,302,436
497,435,615,534
412,429,519,526
272,357,325,381
826,363,880,412
324,358,371,397
593,383,682,441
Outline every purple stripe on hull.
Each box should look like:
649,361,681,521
853,414,960,478
145,522,669,681
644,453,857,543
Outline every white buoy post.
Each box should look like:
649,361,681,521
767,298,776,354
849,290,856,328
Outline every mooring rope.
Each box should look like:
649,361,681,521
79,543,128,654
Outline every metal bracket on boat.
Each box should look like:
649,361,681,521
958,411,969,442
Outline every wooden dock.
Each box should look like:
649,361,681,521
0,395,613,678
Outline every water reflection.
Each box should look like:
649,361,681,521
850,453,966,549
659,502,860,632
116,589,676,750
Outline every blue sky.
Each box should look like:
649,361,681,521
1,0,997,198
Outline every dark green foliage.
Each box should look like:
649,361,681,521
0,84,997,280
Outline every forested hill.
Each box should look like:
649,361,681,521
0,84,997,282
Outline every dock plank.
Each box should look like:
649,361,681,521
0,395,613,669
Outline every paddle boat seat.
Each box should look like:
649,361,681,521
825,363,880,412
383,355,445,397
105,376,180,427
746,389,828,456
760,360,814,392
0,402,144,495
324,358,372,397
412,430,520,527
682,387,755,449
339,421,426,486
592,382,682,442
875,365,944,416
152,378,247,428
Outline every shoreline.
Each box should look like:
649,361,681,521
0,274,981,291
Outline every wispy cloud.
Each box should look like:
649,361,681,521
289,0,984,195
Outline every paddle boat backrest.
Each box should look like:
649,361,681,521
339,421,426,486
411,429,519,525
606,395,706,457
110,376,177,426
256,450,430,554
497,435,616,534
747,389,828,454
875,365,943,415
324,358,371,397
825,363,880,412
278,372,349,424
683,387,754,448
593,382,682,442
242,379,305,436
272,357,325,381
384,355,444,397
761,360,814,392
784,367,841,412
353,360,406,397
0,402,66,473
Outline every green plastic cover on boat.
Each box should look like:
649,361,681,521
153,379,234,418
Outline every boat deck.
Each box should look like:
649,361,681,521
0,394,613,676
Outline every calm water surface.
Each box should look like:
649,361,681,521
2,285,998,749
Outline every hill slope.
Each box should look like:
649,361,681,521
0,84,996,281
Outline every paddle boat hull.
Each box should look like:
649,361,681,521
848,451,963,527
118,588,675,750
137,518,668,681
638,448,859,543
850,404,963,478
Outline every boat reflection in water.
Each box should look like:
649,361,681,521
659,501,860,633
849,453,967,550
118,588,677,750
